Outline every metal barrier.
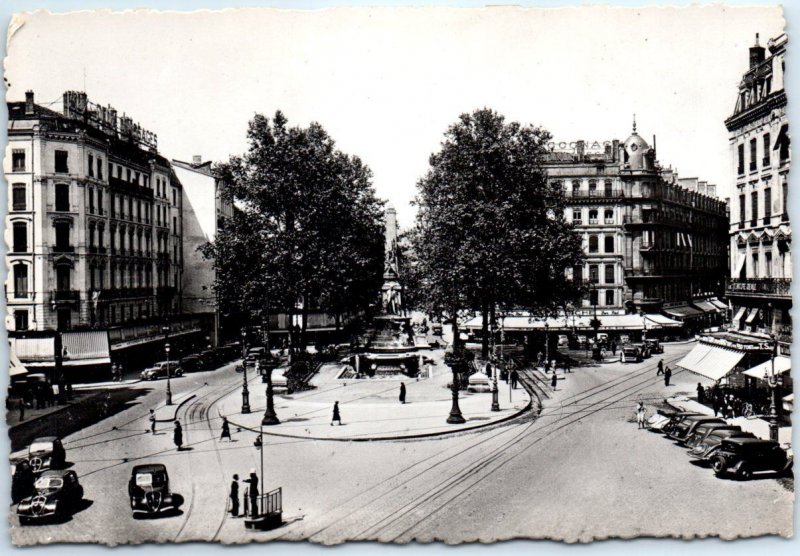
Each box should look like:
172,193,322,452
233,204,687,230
258,487,282,516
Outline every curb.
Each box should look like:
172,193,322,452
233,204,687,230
155,394,196,423
228,395,534,443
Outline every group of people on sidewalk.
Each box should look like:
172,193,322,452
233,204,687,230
229,470,261,518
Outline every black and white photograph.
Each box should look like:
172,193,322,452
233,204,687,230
2,3,794,547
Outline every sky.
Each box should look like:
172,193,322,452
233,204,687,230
5,5,786,227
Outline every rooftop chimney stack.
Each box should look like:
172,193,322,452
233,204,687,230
25,91,34,115
192,155,202,165
750,33,766,68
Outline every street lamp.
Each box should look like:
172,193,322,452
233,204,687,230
262,359,280,426
445,351,466,424
490,318,500,412
764,334,779,441
241,328,251,414
544,322,550,370
162,325,172,406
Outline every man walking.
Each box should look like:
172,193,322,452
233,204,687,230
656,359,664,376
399,382,406,404
173,420,183,450
664,365,672,387
149,409,156,434
220,416,232,441
551,371,558,391
510,369,519,389
229,474,240,517
331,401,342,426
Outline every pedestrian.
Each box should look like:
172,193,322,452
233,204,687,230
696,383,706,405
331,401,342,426
551,371,557,391
229,474,240,517
399,382,406,404
18,398,25,422
118,363,125,382
220,416,231,441
45,384,54,408
636,401,647,429
712,395,722,417
35,387,44,410
657,359,664,376
611,341,617,356
173,420,183,450
544,359,550,373
149,409,156,434
536,351,543,368
664,366,672,387
510,369,519,389
243,469,259,517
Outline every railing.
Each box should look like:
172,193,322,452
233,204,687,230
726,278,792,297
255,487,282,517
565,189,624,199
51,289,79,302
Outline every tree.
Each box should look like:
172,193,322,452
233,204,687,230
201,111,385,351
409,108,585,357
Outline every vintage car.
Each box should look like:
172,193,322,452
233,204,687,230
27,436,66,473
659,412,706,435
621,345,642,363
179,355,202,373
667,416,726,444
11,458,35,503
16,470,84,524
709,437,791,479
684,423,742,449
688,429,756,462
643,339,664,354
129,464,179,515
140,361,183,381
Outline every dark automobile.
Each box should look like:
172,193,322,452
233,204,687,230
16,470,84,523
128,464,178,515
709,437,791,479
199,350,220,369
180,355,202,373
27,437,66,474
11,458,35,503
140,361,183,381
685,423,742,449
688,429,756,462
644,339,664,354
660,412,706,435
667,416,726,444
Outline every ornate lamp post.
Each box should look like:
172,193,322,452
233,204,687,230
764,334,779,441
544,322,550,369
262,359,280,425
162,325,172,406
445,351,466,424
490,319,500,412
241,328,251,414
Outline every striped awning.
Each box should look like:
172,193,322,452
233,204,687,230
644,314,683,328
678,344,745,381
11,337,55,363
663,305,704,319
743,356,791,379
709,298,728,311
692,300,719,313
62,331,111,366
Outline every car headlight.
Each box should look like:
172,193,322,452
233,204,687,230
45,501,57,511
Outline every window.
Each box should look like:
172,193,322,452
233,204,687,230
12,184,26,211
172,216,177,232
13,222,27,252
572,209,582,224
88,223,96,247
750,191,758,224
97,190,103,215
604,236,615,253
588,180,597,193
782,181,788,217
108,161,113,179
137,201,142,221
129,198,133,219
55,222,70,249
749,139,757,171
127,168,132,182
98,224,105,249
55,150,69,173
589,289,598,306
588,235,599,253
589,265,599,283
605,290,615,306
765,252,772,278
88,188,95,213
737,144,745,174
604,265,615,283
571,180,580,193
764,188,772,218
763,134,771,166
55,183,70,211
14,310,29,331
12,149,26,172
88,154,94,177
13,264,28,298
604,180,613,197
172,189,177,205
573,265,583,282
97,157,103,180
739,194,746,223
604,209,614,224
588,210,598,224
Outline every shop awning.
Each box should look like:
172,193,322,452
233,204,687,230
742,356,791,379
9,350,28,377
61,331,111,367
463,315,580,331
663,305,704,319
745,308,760,324
11,337,55,364
732,306,747,326
734,253,746,277
709,298,728,311
677,343,745,381
643,314,683,328
692,300,719,313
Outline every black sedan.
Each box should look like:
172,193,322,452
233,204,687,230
27,436,66,474
16,470,84,524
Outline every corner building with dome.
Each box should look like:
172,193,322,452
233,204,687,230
543,122,729,333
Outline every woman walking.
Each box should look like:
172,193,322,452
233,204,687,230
220,416,232,441
331,401,342,426
551,371,558,391
173,420,183,451
399,382,407,404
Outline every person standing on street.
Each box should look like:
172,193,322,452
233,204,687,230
229,474,240,517
696,383,706,405
173,420,183,450
399,382,407,404
18,398,25,422
611,341,617,356
664,366,672,387
636,401,647,429
331,401,342,426
657,359,664,376
510,369,519,389
243,469,259,517
551,371,558,391
220,416,232,441
149,409,156,434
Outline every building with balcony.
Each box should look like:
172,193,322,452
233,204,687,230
724,33,791,354
544,122,728,332
5,90,194,377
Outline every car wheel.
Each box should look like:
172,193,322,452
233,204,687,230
711,456,728,477
737,465,753,481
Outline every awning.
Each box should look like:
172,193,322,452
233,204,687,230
745,308,760,324
643,314,683,328
709,298,728,311
732,306,747,326
692,300,719,313
677,344,745,381
11,337,55,363
463,315,579,331
734,253,746,278
663,305,704,319
772,123,789,150
62,331,111,367
743,356,791,379
9,350,28,377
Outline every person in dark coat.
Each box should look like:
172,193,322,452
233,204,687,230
243,470,259,517
331,401,342,426
657,359,664,376
399,382,406,404
220,416,232,441
510,370,519,389
229,474,240,517
149,409,156,434
173,420,183,450
696,383,706,405
712,395,722,417
551,371,558,390
664,366,672,387
18,398,25,421
611,341,617,356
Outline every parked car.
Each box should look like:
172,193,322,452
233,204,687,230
10,458,35,503
557,334,569,347
688,429,756,462
643,339,664,354
128,464,179,516
16,470,84,524
27,437,66,474
140,361,183,381
685,423,742,449
179,355,202,373
659,412,706,435
709,437,791,479
621,345,642,363
667,416,726,444
199,349,219,369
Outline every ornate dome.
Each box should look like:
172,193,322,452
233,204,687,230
623,116,651,169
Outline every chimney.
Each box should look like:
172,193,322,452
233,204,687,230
192,155,202,165
576,140,585,159
25,90,34,115
604,143,612,158
612,139,620,161
750,33,766,68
